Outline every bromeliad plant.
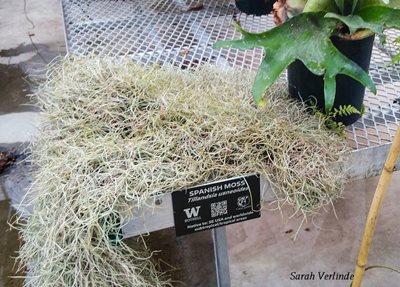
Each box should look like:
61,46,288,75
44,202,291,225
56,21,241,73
214,0,400,114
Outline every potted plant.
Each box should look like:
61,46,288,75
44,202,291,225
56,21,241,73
235,0,275,16
214,0,400,125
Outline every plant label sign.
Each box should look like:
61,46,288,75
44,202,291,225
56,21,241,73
172,174,261,236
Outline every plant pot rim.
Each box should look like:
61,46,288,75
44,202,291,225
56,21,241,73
332,33,375,42
335,30,376,41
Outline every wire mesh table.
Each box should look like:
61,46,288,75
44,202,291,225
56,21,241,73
61,0,400,153
60,1,400,286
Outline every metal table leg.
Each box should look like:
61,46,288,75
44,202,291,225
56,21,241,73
212,227,231,287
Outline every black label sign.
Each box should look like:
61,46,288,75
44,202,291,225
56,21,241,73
172,174,261,236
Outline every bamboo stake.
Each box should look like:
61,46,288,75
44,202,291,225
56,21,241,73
352,125,400,287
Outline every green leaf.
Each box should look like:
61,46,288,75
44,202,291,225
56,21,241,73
334,0,360,14
324,75,337,112
213,12,376,111
356,0,400,11
325,12,384,35
357,6,400,29
335,0,345,13
333,105,361,116
352,0,359,13
252,56,293,107
390,36,400,64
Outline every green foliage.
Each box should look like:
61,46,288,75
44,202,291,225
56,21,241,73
357,6,400,29
315,105,362,135
213,1,400,114
301,0,400,13
360,103,366,115
332,104,362,117
335,0,345,13
213,13,376,111
325,13,383,35
355,0,400,11
391,37,400,64
321,118,346,135
351,0,359,13
334,0,359,14
392,53,400,64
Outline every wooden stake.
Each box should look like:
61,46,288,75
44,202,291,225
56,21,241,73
352,125,400,287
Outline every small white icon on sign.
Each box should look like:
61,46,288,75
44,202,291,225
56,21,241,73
237,196,250,208
183,206,201,218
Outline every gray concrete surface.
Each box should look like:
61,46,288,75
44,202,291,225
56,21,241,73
0,0,64,52
0,185,5,201
0,112,40,143
228,173,400,287
0,0,64,133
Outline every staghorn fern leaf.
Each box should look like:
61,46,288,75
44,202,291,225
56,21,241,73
355,0,400,11
213,12,376,112
357,6,400,29
325,12,384,35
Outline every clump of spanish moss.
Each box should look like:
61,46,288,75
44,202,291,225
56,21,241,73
17,56,349,286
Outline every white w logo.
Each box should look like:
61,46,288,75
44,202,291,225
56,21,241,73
183,206,201,218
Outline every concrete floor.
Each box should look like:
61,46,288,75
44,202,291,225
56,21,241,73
1,0,400,287
0,0,64,143
227,174,400,287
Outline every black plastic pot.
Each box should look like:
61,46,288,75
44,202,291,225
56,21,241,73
235,0,274,16
287,35,375,126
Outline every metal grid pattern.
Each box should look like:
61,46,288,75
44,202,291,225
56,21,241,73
61,0,400,150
